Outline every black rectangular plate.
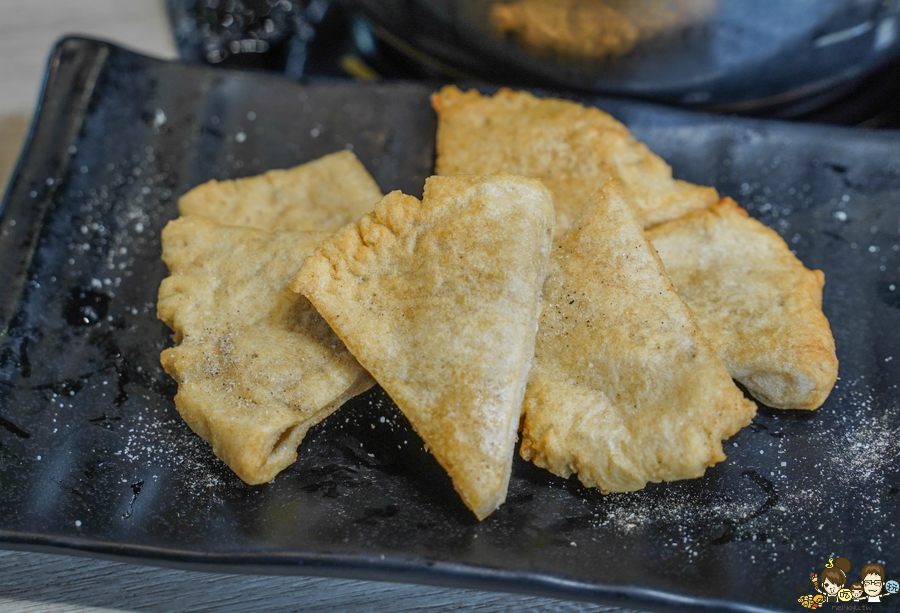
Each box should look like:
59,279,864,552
1,38,898,613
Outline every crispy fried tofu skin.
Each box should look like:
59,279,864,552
521,181,756,492
647,198,838,410
293,173,554,519
431,86,718,238
179,150,382,232
158,217,373,484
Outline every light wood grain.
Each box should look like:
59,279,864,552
0,0,177,195
0,112,30,196
0,0,177,115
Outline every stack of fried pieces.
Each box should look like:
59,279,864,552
158,87,838,520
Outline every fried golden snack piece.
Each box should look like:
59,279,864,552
491,0,639,60
647,198,838,410
431,86,718,238
158,216,374,484
490,0,716,61
178,150,383,232
520,180,756,492
292,173,554,519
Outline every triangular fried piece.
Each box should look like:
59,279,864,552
158,216,374,484
520,180,756,492
292,173,554,519
431,86,717,237
647,198,838,410
179,150,383,232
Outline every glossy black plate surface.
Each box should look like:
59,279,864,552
1,38,898,613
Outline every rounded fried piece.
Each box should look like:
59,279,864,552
158,217,373,484
431,85,718,238
648,198,838,410
178,150,383,232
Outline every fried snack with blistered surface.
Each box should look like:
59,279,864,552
647,198,838,410
158,216,374,484
520,180,756,492
431,86,718,238
178,150,383,232
292,173,554,519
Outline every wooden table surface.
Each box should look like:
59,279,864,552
0,0,177,194
0,2,640,611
